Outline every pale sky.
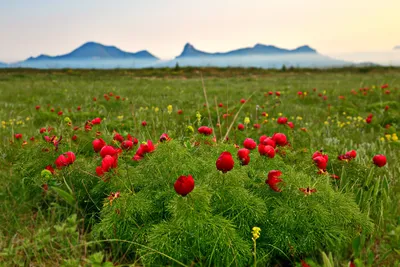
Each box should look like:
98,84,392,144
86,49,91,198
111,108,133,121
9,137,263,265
1,0,399,62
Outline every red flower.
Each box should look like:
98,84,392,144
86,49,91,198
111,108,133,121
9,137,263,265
258,144,275,158
50,108,55,112
218,102,223,107
92,138,106,153
177,109,183,115
240,99,246,104
313,156,327,170
346,150,357,159
40,127,46,133
260,136,276,148
45,165,55,174
275,91,281,96
243,138,257,150
113,133,124,143
55,151,75,169
35,105,40,110
253,124,260,129
93,97,97,101
373,154,387,167
57,111,63,116
277,117,288,124
366,117,372,124
237,148,250,165
312,150,329,162
100,145,118,158
287,121,294,129
272,133,287,146
14,133,23,140
91,117,101,125
159,133,171,142
134,140,155,159
96,166,105,177
127,134,138,145
72,135,77,141
297,91,303,96
132,154,143,161
141,121,147,127
385,90,390,94
266,170,283,192
384,105,389,111
198,126,213,135
300,260,311,267
381,84,388,89
299,187,317,195
330,174,340,179
121,140,133,150
237,123,245,131
174,175,195,196
216,151,234,173
101,155,117,172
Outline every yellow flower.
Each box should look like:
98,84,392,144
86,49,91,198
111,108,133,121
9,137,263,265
323,90,326,95
303,92,308,96
244,117,250,125
252,227,261,241
385,134,391,140
64,117,72,124
167,105,173,114
26,117,30,121
187,125,194,133
392,134,398,141
343,112,346,115
380,137,385,142
154,107,159,113
324,121,329,125
117,115,124,120
296,116,303,121
278,112,283,116
346,121,351,125
196,111,202,123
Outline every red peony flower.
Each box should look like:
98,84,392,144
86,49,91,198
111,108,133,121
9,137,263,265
266,170,283,192
141,120,147,127
45,165,55,174
14,133,23,140
198,126,213,135
237,123,245,131
174,175,195,196
35,105,40,110
40,127,46,133
258,144,275,158
313,156,327,170
72,135,77,141
96,166,105,177
240,98,246,104
57,111,63,116
113,133,124,143
300,259,311,267
373,154,387,167
92,138,106,153
218,102,223,107
93,97,97,101
299,187,317,196
277,117,288,124
100,145,118,158
55,151,75,169
101,155,117,172
253,123,260,129
287,122,294,129
159,133,171,142
243,138,257,150
216,151,234,173
237,148,250,165
91,117,101,125
381,84,388,89
297,91,303,96
275,91,281,96
177,109,183,115
121,140,133,150
312,150,329,162
272,133,287,146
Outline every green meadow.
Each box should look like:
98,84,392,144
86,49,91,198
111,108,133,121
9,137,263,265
0,68,399,266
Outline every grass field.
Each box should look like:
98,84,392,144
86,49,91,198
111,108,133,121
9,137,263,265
0,68,399,266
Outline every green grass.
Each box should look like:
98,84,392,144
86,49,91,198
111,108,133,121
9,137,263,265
0,68,399,266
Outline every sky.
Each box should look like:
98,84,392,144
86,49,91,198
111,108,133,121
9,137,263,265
1,0,400,63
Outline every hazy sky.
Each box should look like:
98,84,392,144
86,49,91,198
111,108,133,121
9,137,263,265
1,0,399,62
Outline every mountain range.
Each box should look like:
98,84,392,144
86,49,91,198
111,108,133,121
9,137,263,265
1,41,395,69
177,43,316,58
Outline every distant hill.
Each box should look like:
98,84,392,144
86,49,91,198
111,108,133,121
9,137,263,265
0,61,7,68
394,46,400,50
25,42,158,61
176,43,317,58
